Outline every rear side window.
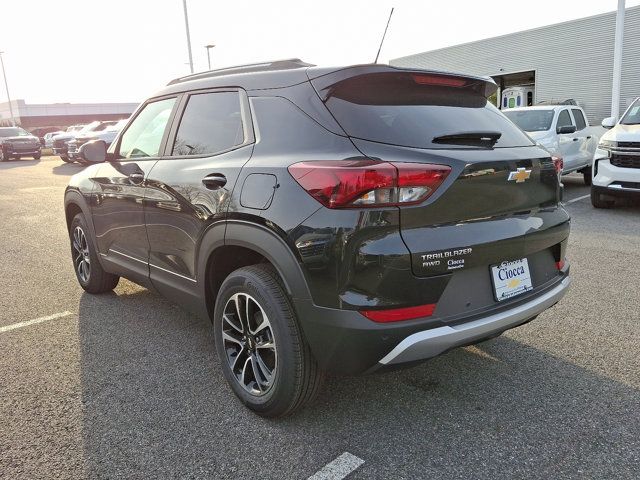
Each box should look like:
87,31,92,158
319,73,533,149
172,91,244,156
556,110,573,129
572,109,587,130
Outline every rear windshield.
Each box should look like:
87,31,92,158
320,73,533,149
503,109,554,132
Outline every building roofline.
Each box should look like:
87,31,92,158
391,4,640,62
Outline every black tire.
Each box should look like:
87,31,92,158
591,187,615,209
583,167,592,186
60,155,73,163
33,152,41,160
69,213,119,293
213,264,324,417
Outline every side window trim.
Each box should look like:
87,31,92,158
161,87,255,160
111,94,182,162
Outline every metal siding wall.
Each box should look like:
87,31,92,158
391,7,640,125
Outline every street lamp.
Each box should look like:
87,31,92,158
0,51,16,126
205,44,215,70
182,0,194,73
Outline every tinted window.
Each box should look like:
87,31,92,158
322,73,532,149
572,109,587,130
172,92,244,156
503,110,554,132
118,98,175,159
556,110,573,129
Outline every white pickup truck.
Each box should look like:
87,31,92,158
503,105,603,185
591,97,640,208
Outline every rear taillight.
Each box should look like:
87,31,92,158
556,259,566,270
552,156,563,176
360,303,436,323
288,160,451,209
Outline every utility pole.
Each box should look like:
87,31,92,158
182,0,194,73
611,0,625,120
205,44,215,70
0,52,16,126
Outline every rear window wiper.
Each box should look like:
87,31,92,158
433,131,502,147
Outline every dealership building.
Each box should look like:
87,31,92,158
391,5,640,124
0,99,138,131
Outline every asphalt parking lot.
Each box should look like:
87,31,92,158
1,156,639,479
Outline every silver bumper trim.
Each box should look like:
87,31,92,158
379,277,571,365
608,184,640,192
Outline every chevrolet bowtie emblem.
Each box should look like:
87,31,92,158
508,167,532,183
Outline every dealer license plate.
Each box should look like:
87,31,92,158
491,258,533,301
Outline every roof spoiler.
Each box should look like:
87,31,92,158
308,65,498,99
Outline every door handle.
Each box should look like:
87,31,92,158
129,172,144,184
572,138,579,142
586,135,592,139
202,174,227,189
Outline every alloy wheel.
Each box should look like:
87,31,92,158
72,226,91,283
222,293,277,396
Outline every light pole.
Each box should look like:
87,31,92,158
0,52,16,126
611,0,625,120
182,0,194,73
205,44,215,70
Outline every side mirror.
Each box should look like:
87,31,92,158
556,125,577,134
601,116,616,129
78,140,107,163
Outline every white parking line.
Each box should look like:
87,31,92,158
308,452,365,480
565,194,590,204
0,311,73,334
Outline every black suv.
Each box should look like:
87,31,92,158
0,126,42,161
65,60,571,417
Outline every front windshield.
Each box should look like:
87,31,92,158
503,109,555,132
620,99,640,125
0,127,30,137
78,121,100,134
107,119,128,131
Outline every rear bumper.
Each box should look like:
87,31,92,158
379,276,570,366
295,270,570,375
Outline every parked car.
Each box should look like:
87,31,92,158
68,119,128,162
591,97,640,208
0,126,42,161
65,60,571,417
52,125,86,162
53,122,118,163
42,131,65,148
503,105,602,185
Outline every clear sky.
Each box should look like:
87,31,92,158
1,0,638,104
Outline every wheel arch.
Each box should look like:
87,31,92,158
64,189,94,234
198,220,311,320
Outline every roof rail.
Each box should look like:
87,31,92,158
167,58,315,85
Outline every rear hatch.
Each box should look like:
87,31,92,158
309,67,568,308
